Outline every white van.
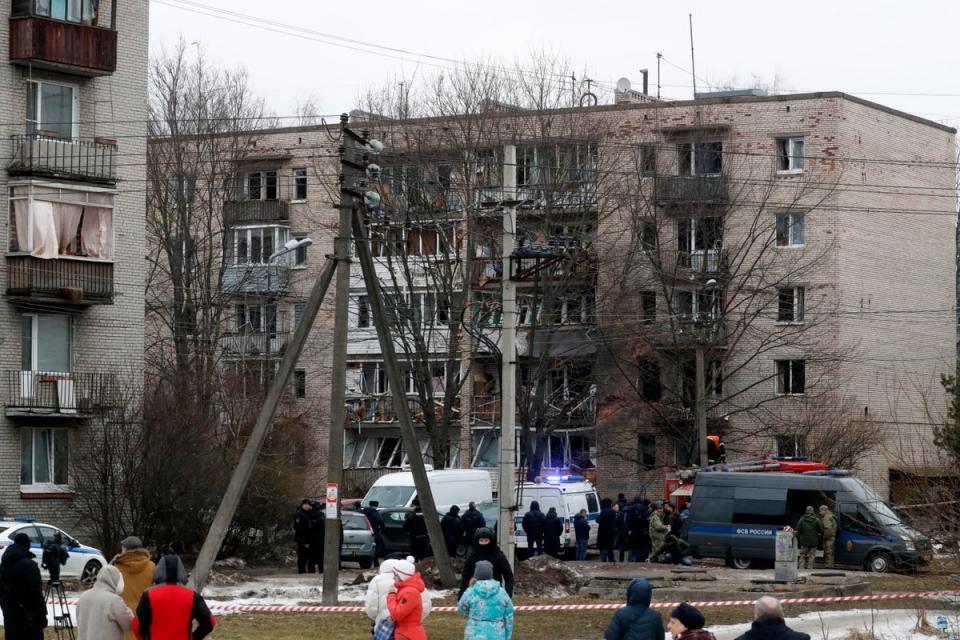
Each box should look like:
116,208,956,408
513,476,600,556
361,469,493,513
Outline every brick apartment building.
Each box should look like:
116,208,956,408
164,88,955,501
0,0,149,530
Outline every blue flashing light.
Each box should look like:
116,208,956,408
13,517,34,523
544,475,586,484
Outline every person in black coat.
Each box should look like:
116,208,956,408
734,596,811,640
521,500,546,557
361,500,386,560
616,500,632,562
0,533,47,640
542,507,564,558
457,527,514,599
626,497,650,562
294,499,325,573
573,509,591,560
404,500,430,561
602,577,664,640
440,505,464,557
597,498,618,562
461,501,486,549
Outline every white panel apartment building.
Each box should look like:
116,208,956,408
0,0,148,524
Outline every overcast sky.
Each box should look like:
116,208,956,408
149,0,960,130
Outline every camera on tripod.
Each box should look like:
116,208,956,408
41,533,70,584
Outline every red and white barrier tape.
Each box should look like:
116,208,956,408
193,591,959,614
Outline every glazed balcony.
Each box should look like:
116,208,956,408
221,264,289,296
5,370,118,418
6,255,113,306
8,134,117,184
8,14,117,77
655,175,728,205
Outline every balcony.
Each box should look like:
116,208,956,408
8,134,117,184
677,249,728,274
9,15,117,77
5,370,118,418
655,175,728,205
220,331,290,358
223,199,290,227
470,393,596,426
222,264,289,296
345,396,458,424
6,255,113,305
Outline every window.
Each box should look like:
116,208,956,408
640,144,657,176
775,359,806,395
356,295,370,328
775,434,807,457
775,213,805,247
639,218,657,252
360,362,389,394
27,81,78,140
22,315,71,372
293,168,308,200
638,435,657,470
168,175,196,207
776,137,805,172
638,359,662,401
21,428,68,487
678,217,723,254
777,287,805,323
708,360,723,395
232,226,289,264
247,171,278,200
640,291,656,323
33,0,98,24
292,233,308,266
375,437,403,467
235,303,278,335
9,186,114,259
407,228,439,256
676,289,720,322
293,369,306,398
676,141,723,176
553,294,595,324
293,303,305,331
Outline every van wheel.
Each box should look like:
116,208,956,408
866,551,892,573
730,556,753,570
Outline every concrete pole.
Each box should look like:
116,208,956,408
695,343,708,468
499,145,517,569
349,208,458,588
320,120,356,603
191,254,340,593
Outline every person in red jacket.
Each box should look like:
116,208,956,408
386,557,428,640
133,555,215,640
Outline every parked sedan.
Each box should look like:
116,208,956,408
379,503,501,557
340,511,377,569
0,519,106,583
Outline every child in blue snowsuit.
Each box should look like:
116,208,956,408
457,560,514,639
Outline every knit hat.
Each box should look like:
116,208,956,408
12,532,30,549
670,603,705,630
805,505,815,514
120,536,143,549
393,555,417,581
474,560,494,581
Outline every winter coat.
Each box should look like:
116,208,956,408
362,506,385,534
441,512,465,548
133,555,215,640
573,514,591,541
387,572,427,640
627,503,649,547
794,513,823,549
112,548,156,640
364,559,432,624
458,542,514,599
602,578,664,640
461,507,486,542
294,507,325,546
0,544,47,640
677,630,717,640
521,502,545,540
821,512,838,540
457,578,514,640
733,615,812,640
597,505,618,550
77,565,134,640
649,512,668,541
543,512,563,552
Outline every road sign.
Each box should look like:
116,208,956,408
325,483,338,519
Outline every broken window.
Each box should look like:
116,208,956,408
775,359,806,395
775,434,807,457
638,359,662,401
640,291,656,323
676,141,722,176
776,137,805,172
247,170,278,200
775,212,805,247
777,287,805,323
637,435,657,470
640,144,657,176
639,218,657,251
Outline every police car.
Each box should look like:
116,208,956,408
0,519,107,583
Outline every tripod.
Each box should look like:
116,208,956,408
44,579,76,640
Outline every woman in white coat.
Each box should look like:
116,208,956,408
76,565,134,640
364,556,432,625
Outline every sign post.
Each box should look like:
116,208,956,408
325,483,338,520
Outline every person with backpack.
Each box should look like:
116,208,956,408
457,560,514,640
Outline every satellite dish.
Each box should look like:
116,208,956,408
616,77,632,93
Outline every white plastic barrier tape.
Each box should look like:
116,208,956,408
189,591,959,614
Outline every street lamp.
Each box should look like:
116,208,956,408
269,237,313,262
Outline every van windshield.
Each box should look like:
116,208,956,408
844,479,901,526
363,486,416,509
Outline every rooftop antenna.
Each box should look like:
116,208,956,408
656,53,662,99
689,14,697,98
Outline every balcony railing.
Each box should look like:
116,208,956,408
220,331,290,357
655,175,728,205
345,395,459,424
223,199,290,226
8,134,117,184
677,249,728,273
6,255,113,305
471,394,596,425
9,15,117,76
222,264,289,295
471,250,598,286
5,370,118,417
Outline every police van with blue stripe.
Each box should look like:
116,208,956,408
514,476,600,558
687,471,931,573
